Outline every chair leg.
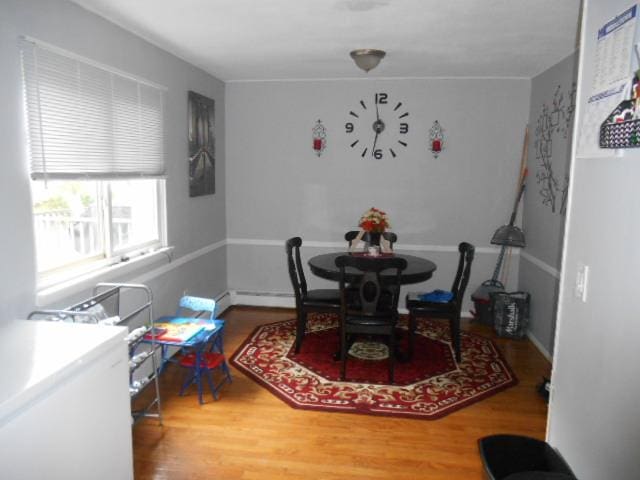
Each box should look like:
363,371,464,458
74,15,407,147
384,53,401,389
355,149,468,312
179,369,195,396
450,316,461,363
340,327,347,380
196,356,204,404
209,333,225,355
160,345,169,373
389,328,395,384
295,310,308,353
205,368,219,401
408,312,416,360
222,360,233,383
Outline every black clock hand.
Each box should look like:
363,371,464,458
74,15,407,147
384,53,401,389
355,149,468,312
372,103,382,156
372,130,379,155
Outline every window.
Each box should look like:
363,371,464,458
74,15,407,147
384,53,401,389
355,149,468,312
21,39,166,283
31,179,163,276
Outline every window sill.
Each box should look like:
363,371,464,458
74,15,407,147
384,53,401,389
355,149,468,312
36,247,174,307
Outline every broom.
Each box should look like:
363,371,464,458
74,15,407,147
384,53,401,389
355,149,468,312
490,126,529,286
470,127,528,322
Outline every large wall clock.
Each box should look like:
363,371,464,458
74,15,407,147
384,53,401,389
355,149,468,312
345,92,410,159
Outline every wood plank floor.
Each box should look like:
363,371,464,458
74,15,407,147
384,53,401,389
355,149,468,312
132,307,551,480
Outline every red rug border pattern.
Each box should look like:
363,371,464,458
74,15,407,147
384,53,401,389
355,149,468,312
230,317,519,420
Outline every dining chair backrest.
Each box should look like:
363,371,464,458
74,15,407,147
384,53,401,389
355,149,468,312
335,255,407,316
177,295,217,320
344,230,398,249
285,237,307,305
450,242,475,309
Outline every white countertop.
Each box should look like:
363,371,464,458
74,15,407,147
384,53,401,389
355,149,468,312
0,320,127,426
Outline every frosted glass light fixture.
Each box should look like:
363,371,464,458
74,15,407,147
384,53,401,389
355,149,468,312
350,49,386,72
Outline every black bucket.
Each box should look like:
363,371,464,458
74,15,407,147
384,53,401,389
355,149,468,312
478,435,576,480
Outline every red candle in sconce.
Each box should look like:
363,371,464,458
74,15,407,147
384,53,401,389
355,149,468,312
313,138,322,151
432,139,442,152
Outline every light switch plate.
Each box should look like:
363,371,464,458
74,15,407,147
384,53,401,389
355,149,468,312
575,263,589,303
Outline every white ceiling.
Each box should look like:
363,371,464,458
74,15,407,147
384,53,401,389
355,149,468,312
71,0,581,82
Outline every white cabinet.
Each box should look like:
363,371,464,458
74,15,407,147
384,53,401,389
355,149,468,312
0,320,133,480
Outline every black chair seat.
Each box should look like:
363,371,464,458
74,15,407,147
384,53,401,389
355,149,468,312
405,242,475,363
306,289,341,303
345,314,395,327
405,292,456,313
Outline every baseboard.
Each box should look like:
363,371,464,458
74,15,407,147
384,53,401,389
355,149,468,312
527,330,553,362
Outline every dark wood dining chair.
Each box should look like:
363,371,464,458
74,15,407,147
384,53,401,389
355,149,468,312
344,230,398,249
405,242,475,363
286,237,341,353
336,254,407,384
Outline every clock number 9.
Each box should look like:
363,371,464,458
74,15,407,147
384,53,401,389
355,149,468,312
345,122,354,133
400,123,409,134
375,93,388,104
373,149,383,160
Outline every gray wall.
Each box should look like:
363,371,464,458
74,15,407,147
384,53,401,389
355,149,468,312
519,52,577,356
226,79,531,308
0,0,227,321
548,0,640,478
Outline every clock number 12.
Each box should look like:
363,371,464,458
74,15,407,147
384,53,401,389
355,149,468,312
375,92,388,104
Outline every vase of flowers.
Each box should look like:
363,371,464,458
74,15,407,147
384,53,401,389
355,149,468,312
358,207,390,246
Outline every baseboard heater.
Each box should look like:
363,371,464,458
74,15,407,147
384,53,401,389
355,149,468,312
231,290,295,308
234,291,293,297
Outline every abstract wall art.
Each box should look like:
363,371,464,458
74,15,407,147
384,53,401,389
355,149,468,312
188,91,215,197
534,83,576,214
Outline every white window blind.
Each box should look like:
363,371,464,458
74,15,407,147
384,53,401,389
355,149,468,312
21,39,166,180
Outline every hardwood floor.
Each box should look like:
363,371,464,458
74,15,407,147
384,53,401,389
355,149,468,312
132,307,551,480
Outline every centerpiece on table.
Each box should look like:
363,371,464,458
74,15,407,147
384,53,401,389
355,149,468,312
356,207,392,253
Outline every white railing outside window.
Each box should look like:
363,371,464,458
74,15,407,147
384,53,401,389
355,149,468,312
33,209,135,272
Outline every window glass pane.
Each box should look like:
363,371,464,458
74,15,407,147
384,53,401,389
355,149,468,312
109,179,159,252
32,180,103,272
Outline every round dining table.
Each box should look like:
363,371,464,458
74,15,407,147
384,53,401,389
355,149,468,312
308,252,437,285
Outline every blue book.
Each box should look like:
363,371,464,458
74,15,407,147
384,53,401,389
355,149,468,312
419,289,453,303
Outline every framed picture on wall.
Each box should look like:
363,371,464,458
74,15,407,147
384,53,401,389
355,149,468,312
188,91,215,197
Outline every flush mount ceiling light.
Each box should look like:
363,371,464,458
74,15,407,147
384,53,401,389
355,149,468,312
350,49,386,72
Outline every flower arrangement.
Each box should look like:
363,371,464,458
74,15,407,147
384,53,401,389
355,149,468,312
358,207,390,233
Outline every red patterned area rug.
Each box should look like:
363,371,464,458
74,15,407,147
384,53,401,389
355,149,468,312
230,313,517,420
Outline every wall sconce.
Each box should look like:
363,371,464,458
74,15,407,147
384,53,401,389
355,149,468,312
312,119,326,156
429,120,444,158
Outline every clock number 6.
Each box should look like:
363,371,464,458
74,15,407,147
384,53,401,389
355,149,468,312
345,122,354,133
400,123,409,134
375,93,388,104
373,149,383,159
